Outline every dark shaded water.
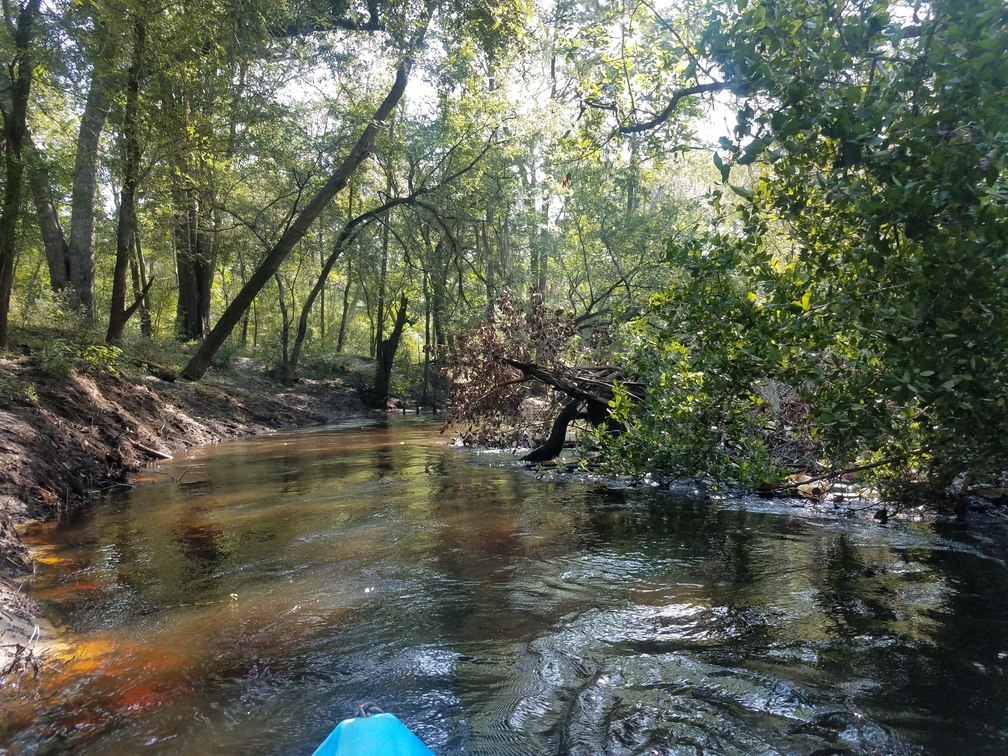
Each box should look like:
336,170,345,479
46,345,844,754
3,418,1008,754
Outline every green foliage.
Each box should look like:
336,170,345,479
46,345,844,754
78,344,123,377
603,0,1008,493
0,375,38,406
595,232,792,486
37,338,71,379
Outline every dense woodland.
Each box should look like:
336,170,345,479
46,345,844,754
0,0,1005,498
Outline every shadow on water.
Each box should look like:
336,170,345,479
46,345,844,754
3,417,1007,754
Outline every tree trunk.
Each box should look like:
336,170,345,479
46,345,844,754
23,28,112,311
173,188,214,341
537,191,549,294
129,228,152,338
0,0,42,349
318,253,326,339
522,399,582,462
336,256,353,353
370,294,409,408
107,21,146,343
275,272,290,369
421,269,431,408
374,207,390,356
66,53,114,317
180,6,433,381
482,213,495,318
236,247,250,346
26,142,69,291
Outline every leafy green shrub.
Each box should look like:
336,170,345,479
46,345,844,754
598,0,1008,495
594,239,791,487
78,345,124,377
122,334,189,371
38,338,71,378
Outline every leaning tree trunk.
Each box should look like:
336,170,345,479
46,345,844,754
522,399,584,462
499,357,641,462
181,3,434,381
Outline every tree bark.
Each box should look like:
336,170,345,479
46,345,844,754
0,0,42,349
336,256,353,353
24,27,113,311
66,54,114,316
173,187,214,340
275,272,290,369
129,228,152,338
107,21,146,343
522,399,582,462
482,212,495,318
181,4,434,380
370,293,409,408
374,192,390,355
26,141,69,291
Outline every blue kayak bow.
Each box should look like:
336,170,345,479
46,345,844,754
313,711,435,755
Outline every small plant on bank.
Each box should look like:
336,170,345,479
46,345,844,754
37,338,71,379
0,375,38,406
78,345,124,377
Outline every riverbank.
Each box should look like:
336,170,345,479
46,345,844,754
0,354,369,671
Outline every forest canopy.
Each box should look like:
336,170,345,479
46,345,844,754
0,0,1005,497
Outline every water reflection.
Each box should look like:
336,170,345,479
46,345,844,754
3,418,1007,754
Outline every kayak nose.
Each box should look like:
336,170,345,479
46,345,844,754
313,712,436,756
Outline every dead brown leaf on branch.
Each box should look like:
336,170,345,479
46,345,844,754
444,290,642,459
443,289,580,448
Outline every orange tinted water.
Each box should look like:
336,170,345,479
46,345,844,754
3,418,1007,753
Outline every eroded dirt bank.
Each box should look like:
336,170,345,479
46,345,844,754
0,356,368,667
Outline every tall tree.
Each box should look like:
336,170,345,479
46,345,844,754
25,14,116,316
181,0,437,380
106,19,148,342
0,0,42,348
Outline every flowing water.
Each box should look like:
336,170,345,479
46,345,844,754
3,418,1008,754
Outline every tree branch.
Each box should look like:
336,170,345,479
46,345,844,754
619,80,734,134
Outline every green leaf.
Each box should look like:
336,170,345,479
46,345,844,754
713,152,730,182
730,184,753,200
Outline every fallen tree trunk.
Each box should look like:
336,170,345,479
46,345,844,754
522,399,584,462
499,357,641,463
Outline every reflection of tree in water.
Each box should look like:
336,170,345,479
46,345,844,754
174,521,223,566
365,422,398,480
581,496,753,567
423,456,558,643
173,499,225,569
429,468,527,577
278,451,308,494
813,534,897,637
855,539,1008,753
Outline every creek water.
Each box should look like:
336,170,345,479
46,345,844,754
3,418,1007,754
